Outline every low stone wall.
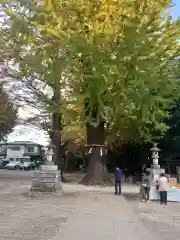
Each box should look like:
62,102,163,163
150,187,180,202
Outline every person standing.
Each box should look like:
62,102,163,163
124,168,129,183
114,167,122,195
36,159,40,170
132,171,136,184
140,172,150,202
158,172,168,205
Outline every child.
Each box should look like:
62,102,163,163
140,173,150,202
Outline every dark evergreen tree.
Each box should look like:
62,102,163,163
0,83,18,141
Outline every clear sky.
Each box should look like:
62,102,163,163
172,0,180,19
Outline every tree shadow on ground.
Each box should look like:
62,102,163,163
123,192,140,202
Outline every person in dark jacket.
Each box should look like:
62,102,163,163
114,167,122,195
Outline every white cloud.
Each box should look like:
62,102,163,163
8,125,49,146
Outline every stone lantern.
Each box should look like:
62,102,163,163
150,143,160,166
29,143,62,194
45,144,56,165
146,143,165,200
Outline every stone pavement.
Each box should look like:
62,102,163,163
0,182,154,240
125,190,180,240
52,190,155,240
136,201,180,240
64,182,140,194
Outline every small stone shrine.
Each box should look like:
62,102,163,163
29,144,63,195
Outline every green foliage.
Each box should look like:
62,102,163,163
1,0,180,144
160,100,180,155
0,83,18,141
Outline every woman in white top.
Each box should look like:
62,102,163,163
158,173,168,205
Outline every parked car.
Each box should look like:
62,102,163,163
30,161,36,170
0,160,9,169
20,161,32,170
5,161,22,170
20,161,36,170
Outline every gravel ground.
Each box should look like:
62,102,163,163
0,171,80,240
125,193,180,240
0,184,80,240
1,169,179,240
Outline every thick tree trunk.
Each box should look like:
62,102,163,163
51,112,63,179
80,146,112,185
51,83,66,182
80,122,112,186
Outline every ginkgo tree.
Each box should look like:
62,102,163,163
1,0,180,185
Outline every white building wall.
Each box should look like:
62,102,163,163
6,145,25,159
34,146,39,152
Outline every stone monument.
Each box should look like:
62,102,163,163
146,143,165,200
29,144,63,195
145,144,180,202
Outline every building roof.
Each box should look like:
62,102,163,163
0,141,43,146
46,144,56,148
